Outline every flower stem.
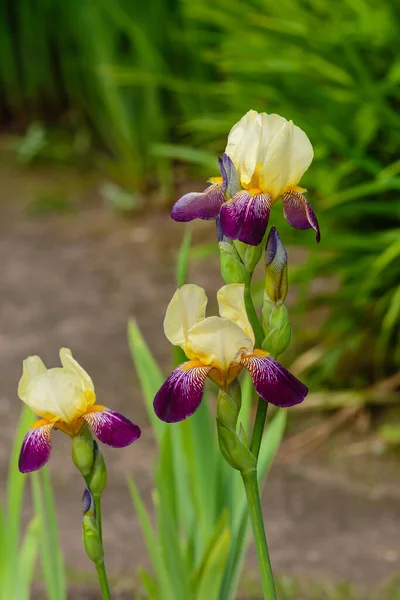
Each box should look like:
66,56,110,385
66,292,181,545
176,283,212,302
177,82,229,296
250,398,268,459
242,470,277,600
244,282,264,347
95,559,112,600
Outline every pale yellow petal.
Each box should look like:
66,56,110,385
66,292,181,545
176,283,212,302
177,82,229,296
259,120,292,198
23,368,88,423
286,121,314,187
259,118,313,198
187,316,253,372
164,284,208,353
217,284,255,345
18,356,47,402
59,348,94,392
225,110,262,186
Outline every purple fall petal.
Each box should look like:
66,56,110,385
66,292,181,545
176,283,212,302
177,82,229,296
19,422,54,473
220,190,271,246
153,361,211,423
171,184,225,222
281,190,320,242
83,409,141,448
241,352,308,407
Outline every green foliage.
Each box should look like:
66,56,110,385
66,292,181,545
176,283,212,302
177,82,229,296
0,405,65,600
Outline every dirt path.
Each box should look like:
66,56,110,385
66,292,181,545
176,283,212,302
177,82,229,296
0,164,399,596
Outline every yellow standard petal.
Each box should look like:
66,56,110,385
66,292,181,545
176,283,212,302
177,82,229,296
186,316,253,374
164,284,208,354
225,110,262,187
217,284,255,344
18,356,47,401
59,348,95,394
23,368,90,424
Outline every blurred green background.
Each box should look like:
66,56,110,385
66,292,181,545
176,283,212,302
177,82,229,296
2,0,399,392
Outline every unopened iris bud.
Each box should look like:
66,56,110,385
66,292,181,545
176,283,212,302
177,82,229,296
219,237,249,285
262,299,291,358
72,434,94,478
82,489,103,563
216,390,255,473
216,389,240,430
88,441,107,495
265,227,288,304
216,420,256,474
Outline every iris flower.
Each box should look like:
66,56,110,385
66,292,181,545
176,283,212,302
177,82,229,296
171,110,320,246
18,348,141,473
154,283,307,422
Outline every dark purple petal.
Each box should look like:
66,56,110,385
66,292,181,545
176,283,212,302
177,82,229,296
218,154,241,196
19,421,54,473
241,351,308,407
281,191,320,243
83,409,141,448
171,184,225,222
154,361,211,423
220,190,271,246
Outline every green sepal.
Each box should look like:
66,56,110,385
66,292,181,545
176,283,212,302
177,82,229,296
88,442,107,495
219,240,249,285
216,389,239,431
235,240,264,274
82,514,103,564
216,420,256,474
262,320,292,358
72,435,94,477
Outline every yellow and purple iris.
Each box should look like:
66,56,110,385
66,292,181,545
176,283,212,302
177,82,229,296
154,283,307,422
171,110,320,246
18,348,141,473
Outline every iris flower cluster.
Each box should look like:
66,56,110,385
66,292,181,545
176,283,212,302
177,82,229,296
17,109,316,474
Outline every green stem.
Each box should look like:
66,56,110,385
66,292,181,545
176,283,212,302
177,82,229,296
95,559,112,600
244,282,264,347
250,399,268,459
244,280,269,459
242,470,277,600
94,493,103,542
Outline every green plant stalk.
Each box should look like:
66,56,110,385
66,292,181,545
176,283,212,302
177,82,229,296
95,560,112,600
241,470,276,600
94,494,103,542
242,279,277,597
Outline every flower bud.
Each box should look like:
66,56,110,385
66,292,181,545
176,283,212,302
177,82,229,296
72,435,94,477
219,237,249,285
262,298,291,358
265,227,288,304
82,489,103,564
88,441,107,495
216,419,256,474
216,389,239,430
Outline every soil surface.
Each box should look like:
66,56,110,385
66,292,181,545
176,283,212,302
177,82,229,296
0,164,399,598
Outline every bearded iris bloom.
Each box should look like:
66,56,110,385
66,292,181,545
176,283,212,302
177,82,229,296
18,348,141,473
154,283,307,422
171,110,320,246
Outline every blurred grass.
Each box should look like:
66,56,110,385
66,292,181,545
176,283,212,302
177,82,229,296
0,0,399,386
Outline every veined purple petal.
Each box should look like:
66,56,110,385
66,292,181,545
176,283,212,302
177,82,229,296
241,351,308,407
219,154,241,197
220,190,271,246
171,184,225,222
154,361,211,423
19,421,55,473
83,409,141,448
281,190,320,242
